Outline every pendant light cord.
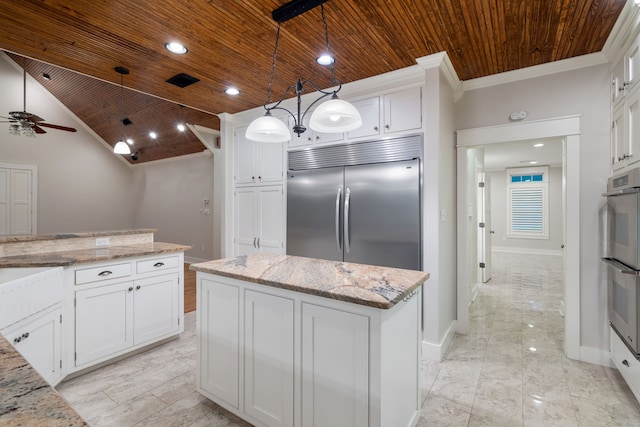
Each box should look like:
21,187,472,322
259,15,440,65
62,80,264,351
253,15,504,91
320,4,337,85
119,73,124,141
265,22,282,106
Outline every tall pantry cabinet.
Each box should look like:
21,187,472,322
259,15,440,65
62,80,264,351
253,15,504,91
233,125,285,256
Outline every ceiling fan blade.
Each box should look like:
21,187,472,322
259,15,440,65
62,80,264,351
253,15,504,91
37,122,77,132
33,124,47,134
25,113,45,122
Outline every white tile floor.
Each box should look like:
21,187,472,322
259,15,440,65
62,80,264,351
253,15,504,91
57,252,640,426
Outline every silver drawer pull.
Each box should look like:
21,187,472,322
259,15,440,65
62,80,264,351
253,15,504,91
623,359,630,367
153,262,165,268
98,270,113,277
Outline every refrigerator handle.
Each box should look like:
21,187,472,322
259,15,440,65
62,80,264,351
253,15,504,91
345,187,351,254
335,186,342,252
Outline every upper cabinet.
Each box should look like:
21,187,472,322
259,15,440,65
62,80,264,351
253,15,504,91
235,125,284,185
287,85,423,149
613,35,640,106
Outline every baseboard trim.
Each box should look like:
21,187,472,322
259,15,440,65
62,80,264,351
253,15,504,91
579,345,615,368
492,246,563,256
422,320,457,362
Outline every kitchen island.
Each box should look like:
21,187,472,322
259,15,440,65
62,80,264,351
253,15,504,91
191,253,429,427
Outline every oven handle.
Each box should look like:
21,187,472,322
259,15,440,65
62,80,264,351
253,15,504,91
603,187,640,197
602,258,640,276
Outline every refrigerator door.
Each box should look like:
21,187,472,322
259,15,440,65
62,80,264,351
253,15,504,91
287,167,344,261
344,159,421,270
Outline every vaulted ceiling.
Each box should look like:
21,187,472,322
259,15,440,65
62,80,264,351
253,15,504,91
0,0,627,163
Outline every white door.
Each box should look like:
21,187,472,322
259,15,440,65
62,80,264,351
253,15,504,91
198,278,240,409
301,303,369,427
478,174,492,283
234,188,260,256
133,273,180,345
75,281,134,366
244,290,294,427
257,186,283,254
0,164,36,236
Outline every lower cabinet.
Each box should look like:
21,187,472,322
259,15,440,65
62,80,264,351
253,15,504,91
2,304,62,386
197,273,421,427
611,327,640,403
75,271,180,367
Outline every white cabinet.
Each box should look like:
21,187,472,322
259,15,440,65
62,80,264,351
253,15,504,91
347,97,381,140
198,277,240,409
288,115,344,148
234,186,283,256
2,305,62,386
245,290,295,427
301,303,369,427
235,125,284,185
611,327,640,403
611,86,640,170
73,255,183,368
614,35,640,105
383,87,422,134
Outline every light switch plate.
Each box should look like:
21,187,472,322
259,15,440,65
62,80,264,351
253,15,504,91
96,237,110,246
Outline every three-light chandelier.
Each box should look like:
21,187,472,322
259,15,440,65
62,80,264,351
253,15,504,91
245,0,362,142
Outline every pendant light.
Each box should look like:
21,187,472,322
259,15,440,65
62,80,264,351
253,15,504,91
245,0,361,142
113,67,131,155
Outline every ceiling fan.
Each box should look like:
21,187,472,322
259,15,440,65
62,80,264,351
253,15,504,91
0,67,77,136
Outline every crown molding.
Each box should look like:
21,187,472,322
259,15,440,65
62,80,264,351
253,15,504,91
416,52,463,101
602,0,640,64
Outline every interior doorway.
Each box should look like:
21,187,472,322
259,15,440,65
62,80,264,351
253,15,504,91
456,115,581,360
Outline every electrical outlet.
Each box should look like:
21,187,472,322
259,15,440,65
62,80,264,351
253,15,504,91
96,237,110,246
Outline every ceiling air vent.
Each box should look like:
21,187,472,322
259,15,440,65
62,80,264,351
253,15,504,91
166,73,200,88
121,117,133,126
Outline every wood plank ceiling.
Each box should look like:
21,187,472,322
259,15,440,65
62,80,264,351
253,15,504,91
0,0,626,163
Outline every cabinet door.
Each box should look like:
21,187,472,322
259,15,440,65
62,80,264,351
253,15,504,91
75,282,134,366
235,126,258,184
257,186,283,254
234,188,260,256
199,278,240,409
133,273,180,345
612,57,625,105
347,97,380,139
612,104,625,171
301,303,369,427
628,36,640,95
258,140,284,183
383,87,422,134
244,290,294,427
3,306,61,385
627,87,640,167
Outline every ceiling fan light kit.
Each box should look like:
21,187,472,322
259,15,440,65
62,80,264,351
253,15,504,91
245,0,362,142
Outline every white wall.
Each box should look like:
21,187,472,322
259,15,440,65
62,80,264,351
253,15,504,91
0,54,134,233
488,166,564,254
131,153,215,262
456,64,610,353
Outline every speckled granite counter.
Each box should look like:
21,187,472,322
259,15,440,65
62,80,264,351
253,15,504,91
190,253,429,309
0,335,87,426
0,242,191,268
0,228,157,244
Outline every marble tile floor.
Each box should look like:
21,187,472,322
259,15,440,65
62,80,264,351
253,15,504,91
56,252,640,426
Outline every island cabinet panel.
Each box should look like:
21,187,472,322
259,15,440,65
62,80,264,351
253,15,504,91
301,303,369,427
244,290,295,427
133,274,180,345
198,278,241,409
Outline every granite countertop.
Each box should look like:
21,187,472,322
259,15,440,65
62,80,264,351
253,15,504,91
0,335,87,426
0,242,191,268
190,253,429,309
0,228,157,244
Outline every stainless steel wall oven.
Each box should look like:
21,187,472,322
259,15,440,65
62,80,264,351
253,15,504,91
604,167,640,357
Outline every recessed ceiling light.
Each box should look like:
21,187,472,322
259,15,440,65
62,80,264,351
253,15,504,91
534,143,544,148
225,87,240,96
529,161,538,164
177,124,186,132
316,54,335,65
149,131,157,139
165,42,188,55
42,73,51,81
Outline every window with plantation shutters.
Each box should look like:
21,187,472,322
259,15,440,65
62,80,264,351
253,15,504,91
506,167,549,239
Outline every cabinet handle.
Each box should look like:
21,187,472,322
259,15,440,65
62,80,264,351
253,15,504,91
373,126,379,131
308,137,312,141
14,336,22,344
258,176,262,180
253,237,257,248
316,136,320,140
22,332,29,339
385,124,390,129
153,262,165,268
251,176,255,180
128,287,133,292
623,359,630,367
98,270,113,277
136,285,141,290
257,237,260,248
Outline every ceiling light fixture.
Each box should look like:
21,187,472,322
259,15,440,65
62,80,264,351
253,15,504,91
149,131,157,139
225,87,240,96
316,54,334,65
245,0,362,142
534,143,544,148
42,73,51,81
113,67,131,155
165,42,188,54
177,124,186,132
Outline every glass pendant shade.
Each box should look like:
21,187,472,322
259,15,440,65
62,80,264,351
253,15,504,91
309,98,362,133
114,140,131,154
245,114,290,142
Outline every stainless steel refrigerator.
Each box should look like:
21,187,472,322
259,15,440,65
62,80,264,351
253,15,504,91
286,134,422,270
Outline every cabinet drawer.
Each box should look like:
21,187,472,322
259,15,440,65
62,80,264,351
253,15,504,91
75,262,132,285
611,328,640,401
136,255,180,274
